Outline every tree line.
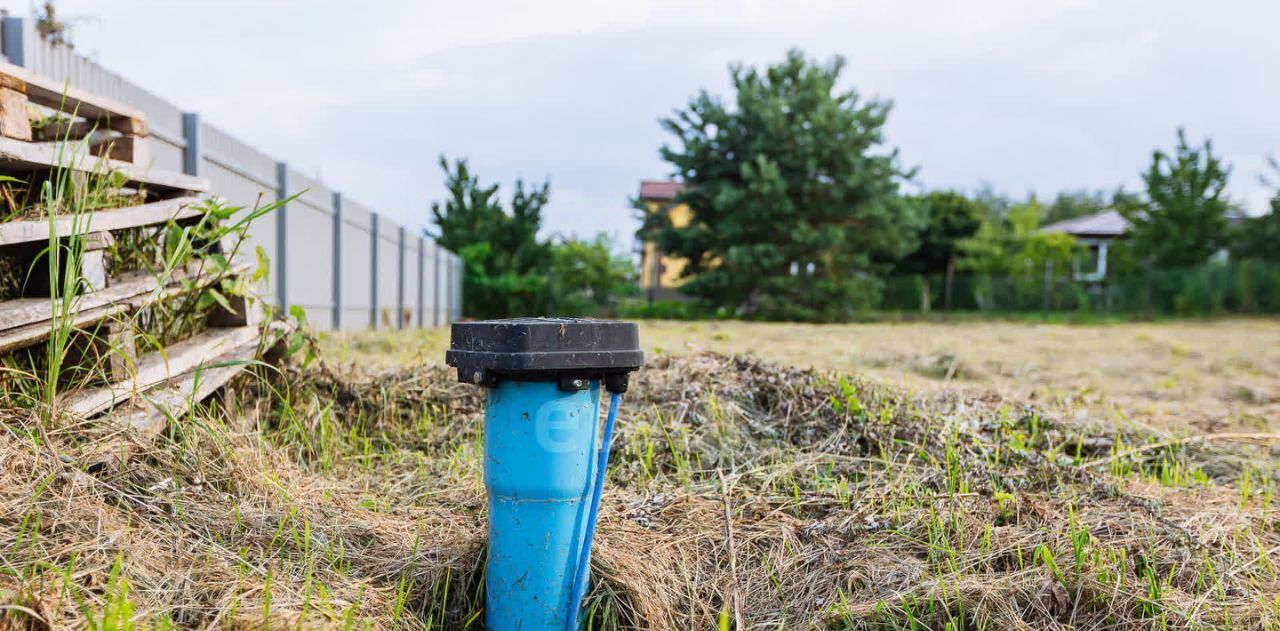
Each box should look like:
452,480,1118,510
432,50,1280,321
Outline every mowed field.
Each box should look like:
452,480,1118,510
322,318,1280,434
5,318,1278,627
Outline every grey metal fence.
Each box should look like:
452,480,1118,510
0,17,463,331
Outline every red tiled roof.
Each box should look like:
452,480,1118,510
638,180,684,201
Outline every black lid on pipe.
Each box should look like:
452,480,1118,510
446,318,643,392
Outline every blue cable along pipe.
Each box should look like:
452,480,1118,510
446,318,642,631
565,391,622,631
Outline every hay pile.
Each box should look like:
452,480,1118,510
0,351,1277,629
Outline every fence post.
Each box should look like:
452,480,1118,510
434,244,442,327
397,225,406,329
1042,259,1053,313
370,213,379,329
274,162,288,311
445,252,453,325
181,113,202,177
1,17,26,67
453,254,461,322
417,236,425,329
332,192,343,330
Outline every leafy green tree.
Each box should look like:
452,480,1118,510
955,197,1078,309
1227,207,1280,262
895,191,983,309
428,156,551,319
958,197,1077,274
547,234,637,316
1044,189,1109,225
897,192,983,275
647,49,920,321
1120,129,1232,267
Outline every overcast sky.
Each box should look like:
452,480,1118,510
13,1,1278,243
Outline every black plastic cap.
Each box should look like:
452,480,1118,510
446,318,643,392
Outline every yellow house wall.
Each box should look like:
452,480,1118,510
640,201,693,289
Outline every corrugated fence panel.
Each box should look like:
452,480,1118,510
421,239,439,327
376,216,399,329
282,168,335,329
202,123,279,303
431,242,447,327
403,235,421,328
146,136,184,174
340,199,374,330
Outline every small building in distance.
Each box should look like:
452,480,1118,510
1041,209,1130,282
636,180,692,302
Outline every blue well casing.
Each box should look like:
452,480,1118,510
484,379,601,630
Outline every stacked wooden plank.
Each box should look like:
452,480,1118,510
0,65,275,445
0,60,162,174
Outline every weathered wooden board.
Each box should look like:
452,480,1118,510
0,270,159,337
0,137,207,194
59,324,262,418
84,324,287,472
0,197,201,247
0,87,31,141
0,261,247,353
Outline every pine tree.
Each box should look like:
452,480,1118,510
429,157,551,318
648,50,920,321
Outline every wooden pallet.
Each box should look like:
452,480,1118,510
0,60,148,162
0,65,267,458
81,321,288,472
0,60,206,199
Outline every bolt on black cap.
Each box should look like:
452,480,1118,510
445,317,643,393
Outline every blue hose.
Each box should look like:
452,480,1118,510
566,391,622,631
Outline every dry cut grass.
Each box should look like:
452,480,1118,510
2,328,1279,629
325,319,1280,433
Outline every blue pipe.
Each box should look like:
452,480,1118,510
565,392,622,631
484,379,605,630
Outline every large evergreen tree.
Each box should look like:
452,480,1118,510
429,157,551,319
648,50,920,321
1120,129,1232,267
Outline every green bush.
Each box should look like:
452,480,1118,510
619,300,726,321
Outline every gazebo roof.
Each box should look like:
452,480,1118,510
1041,209,1131,238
